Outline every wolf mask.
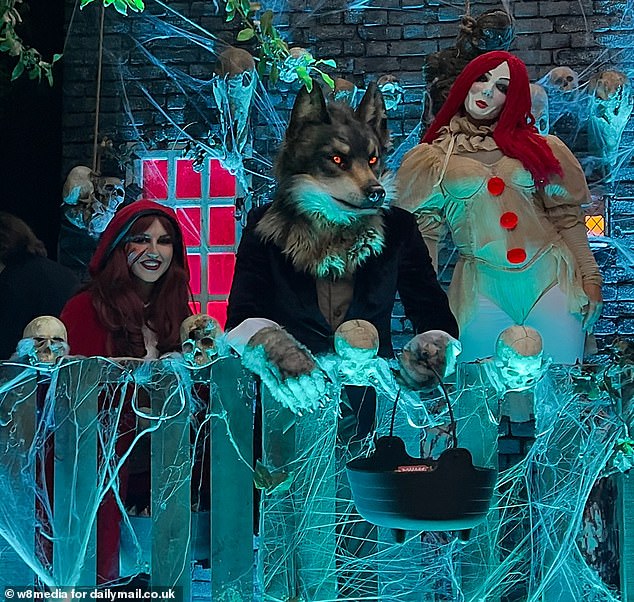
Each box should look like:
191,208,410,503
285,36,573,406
257,83,392,279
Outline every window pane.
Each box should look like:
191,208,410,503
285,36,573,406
176,207,201,247
207,301,228,329
176,159,202,199
209,159,236,198
208,253,235,295
143,159,168,200
187,253,201,296
209,206,236,246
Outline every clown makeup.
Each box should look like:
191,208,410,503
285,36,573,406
124,218,174,285
465,61,510,122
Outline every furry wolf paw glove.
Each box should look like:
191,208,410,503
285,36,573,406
242,326,327,414
399,330,462,389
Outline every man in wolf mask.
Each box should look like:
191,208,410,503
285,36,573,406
226,83,459,417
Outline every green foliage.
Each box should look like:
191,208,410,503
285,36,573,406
0,0,61,85
223,0,336,91
80,0,145,15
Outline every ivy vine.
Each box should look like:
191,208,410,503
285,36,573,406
79,0,145,15
225,0,335,91
0,0,61,85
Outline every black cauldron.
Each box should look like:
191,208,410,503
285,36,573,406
346,436,497,540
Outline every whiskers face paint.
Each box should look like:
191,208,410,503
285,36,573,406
124,219,174,284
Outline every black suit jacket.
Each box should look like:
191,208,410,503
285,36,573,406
226,205,458,357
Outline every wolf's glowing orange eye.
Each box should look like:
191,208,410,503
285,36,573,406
369,156,378,166
332,155,343,165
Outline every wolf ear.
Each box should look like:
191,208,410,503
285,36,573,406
287,84,330,139
355,82,390,150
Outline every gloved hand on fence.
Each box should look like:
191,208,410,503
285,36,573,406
399,330,462,389
242,326,327,414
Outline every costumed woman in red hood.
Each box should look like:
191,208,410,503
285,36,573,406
396,51,603,364
60,199,191,582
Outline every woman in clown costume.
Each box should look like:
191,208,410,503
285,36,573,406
396,51,603,363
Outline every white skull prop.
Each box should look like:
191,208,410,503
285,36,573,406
530,83,549,135
544,66,579,93
213,47,257,157
180,314,223,366
400,330,462,388
494,326,546,391
62,166,125,237
587,70,633,170
17,316,69,365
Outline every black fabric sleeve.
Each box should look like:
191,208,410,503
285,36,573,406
225,207,274,330
396,210,459,338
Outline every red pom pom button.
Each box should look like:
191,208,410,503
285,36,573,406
487,176,506,196
500,211,518,230
507,248,527,264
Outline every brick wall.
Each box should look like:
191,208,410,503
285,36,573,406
62,0,634,349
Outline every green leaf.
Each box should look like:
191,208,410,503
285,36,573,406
226,9,236,22
236,28,255,41
320,58,337,68
113,0,129,15
132,0,145,10
80,0,95,7
260,10,273,35
10,60,24,81
53,53,63,63
300,74,313,92
225,0,235,12
321,72,335,89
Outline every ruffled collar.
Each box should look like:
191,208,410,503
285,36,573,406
434,114,499,153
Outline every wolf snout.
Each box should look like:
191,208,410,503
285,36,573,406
365,185,386,206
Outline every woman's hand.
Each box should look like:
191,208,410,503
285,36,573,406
582,282,603,332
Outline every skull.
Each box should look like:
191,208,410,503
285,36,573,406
587,70,633,171
91,175,125,232
544,67,579,93
180,314,223,367
334,319,380,363
62,166,125,237
213,47,257,156
17,316,69,365
530,83,549,135
494,326,545,391
377,74,405,111
278,47,313,84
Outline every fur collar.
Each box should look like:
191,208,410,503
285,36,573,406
256,201,386,280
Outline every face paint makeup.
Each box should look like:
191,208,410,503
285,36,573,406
124,218,174,284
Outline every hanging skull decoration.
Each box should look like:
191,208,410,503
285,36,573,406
16,316,69,365
377,74,405,112
62,166,125,238
212,47,257,159
543,66,579,93
278,46,313,84
180,314,223,367
530,83,550,136
587,70,633,174
493,325,547,391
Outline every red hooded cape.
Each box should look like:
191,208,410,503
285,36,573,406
60,199,187,356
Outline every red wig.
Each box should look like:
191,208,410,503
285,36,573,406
423,51,563,185
90,214,191,357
